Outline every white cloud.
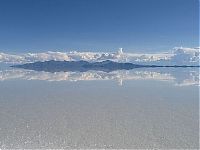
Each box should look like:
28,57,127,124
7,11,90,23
171,47,199,65
0,47,199,65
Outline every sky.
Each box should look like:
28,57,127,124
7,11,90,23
0,0,199,53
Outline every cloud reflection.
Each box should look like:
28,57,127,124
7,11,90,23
0,68,199,86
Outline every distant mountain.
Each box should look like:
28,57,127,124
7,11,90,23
11,60,199,72
11,60,147,72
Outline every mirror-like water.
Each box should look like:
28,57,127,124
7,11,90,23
0,64,199,149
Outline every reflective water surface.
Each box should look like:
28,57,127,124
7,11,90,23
0,64,199,149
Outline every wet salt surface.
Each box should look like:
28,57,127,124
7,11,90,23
0,68,199,149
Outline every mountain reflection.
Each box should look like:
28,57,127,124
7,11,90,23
0,68,199,86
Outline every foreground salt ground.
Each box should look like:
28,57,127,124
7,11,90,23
0,74,198,149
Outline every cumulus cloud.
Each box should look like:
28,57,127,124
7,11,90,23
171,47,199,65
0,47,199,65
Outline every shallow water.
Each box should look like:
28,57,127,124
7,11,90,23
0,64,199,149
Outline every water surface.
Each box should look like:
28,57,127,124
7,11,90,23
0,64,199,149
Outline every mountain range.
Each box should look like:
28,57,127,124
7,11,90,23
11,60,199,72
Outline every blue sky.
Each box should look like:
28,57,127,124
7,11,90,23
0,0,198,53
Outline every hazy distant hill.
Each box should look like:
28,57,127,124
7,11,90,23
11,60,148,72
11,60,199,72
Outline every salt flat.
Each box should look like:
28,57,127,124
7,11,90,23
0,66,198,149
